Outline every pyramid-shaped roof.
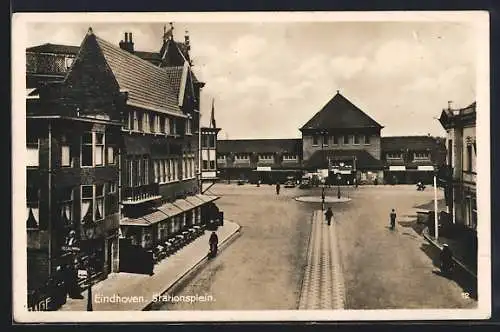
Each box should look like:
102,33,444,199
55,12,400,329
300,92,382,131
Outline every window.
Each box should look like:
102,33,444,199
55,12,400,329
160,160,166,183
149,113,155,133
283,154,297,160
81,132,105,167
59,188,74,227
143,112,150,132
343,135,349,144
364,135,370,145
203,160,209,170
170,119,176,135
208,135,215,148
154,160,159,183
65,57,74,69
166,160,172,182
164,117,170,135
209,160,215,170
81,132,93,167
259,154,273,160
127,159,133,186
109,182,117,193
143,157,149,184
107,146,115,165
95,184,104,221
471,197,477,229
81,185,94,224
61,145,71,167
154,114,161,133
182,158,187,179
448,139,453,165
106,182,117,216
134,111,139,131
186,118,192,135
26,187,39,229
135,159,141,186
235,154,249,160
387,152,402,160
312,136,319,146
332,135,338,145
354,135,360,145
322,135,328,147
125,111,132,130
414,152,430,160
95,133,104,166
466,145,473,171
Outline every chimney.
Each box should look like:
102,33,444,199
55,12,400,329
119,32,134,53
185,30,191,51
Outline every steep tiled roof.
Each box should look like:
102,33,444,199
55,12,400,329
135,50,162,64
301,92,382,131
91,34,182,115
218,139,302,154
305,149,384,170
381,136,445,152
26,43,80,54
164,66,184,100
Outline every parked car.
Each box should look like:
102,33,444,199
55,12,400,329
299,178,311,189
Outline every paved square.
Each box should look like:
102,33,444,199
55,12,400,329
152,184,477,310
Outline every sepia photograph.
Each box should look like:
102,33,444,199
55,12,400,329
12,11,490,322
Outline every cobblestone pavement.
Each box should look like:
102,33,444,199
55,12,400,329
298,210,345,309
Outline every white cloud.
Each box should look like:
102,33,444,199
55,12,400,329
329,56,367,80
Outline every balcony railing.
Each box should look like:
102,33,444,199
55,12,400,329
122,183,161,205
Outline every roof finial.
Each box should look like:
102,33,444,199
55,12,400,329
87,27,93,35
336,89,340,94
447,100,453,110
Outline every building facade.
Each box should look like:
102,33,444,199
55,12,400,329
438,102,477,230
217,139,303,184
381,136,447,184
25,26,220,308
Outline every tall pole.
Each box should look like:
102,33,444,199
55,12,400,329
198,107,202,193
434,173,439,240
48,121,52,277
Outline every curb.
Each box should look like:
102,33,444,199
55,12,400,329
422,227,477,279
142,222,242,311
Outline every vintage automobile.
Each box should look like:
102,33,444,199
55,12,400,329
284,176,296,188
299,178,312,189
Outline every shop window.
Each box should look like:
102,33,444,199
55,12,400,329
312,136,319,146
209,160,215,170
59,188,74,228
26,187,39,229
202,160,208,170
332,135,338,145
343,135,349,144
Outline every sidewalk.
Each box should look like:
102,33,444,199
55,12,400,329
59,221,241,311
422,227,477,279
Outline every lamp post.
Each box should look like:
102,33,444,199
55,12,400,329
337,173,341,199
433,165,439,240
84,224,96,311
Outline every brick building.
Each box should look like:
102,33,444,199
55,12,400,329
25,26,220,308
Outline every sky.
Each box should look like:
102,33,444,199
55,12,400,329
26,20,478,139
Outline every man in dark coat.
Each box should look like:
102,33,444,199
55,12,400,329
390,209,397,230
209,231,219,257
276,183,281,195
325,207,333,226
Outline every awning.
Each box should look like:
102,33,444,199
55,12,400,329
143,211,169,224
172,198,195,212
120,217,150,227
417,165,435,171
157,202,184,218
185,195,206,209
195,194,220,203
389,166,406,171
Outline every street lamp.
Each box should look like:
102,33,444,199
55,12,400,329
433,165,439,240
83,224,96,311
337,173,342,199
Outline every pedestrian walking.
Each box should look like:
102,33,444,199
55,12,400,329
354,177,358,189
389,209,397,230
276,182,280,195
321,187,326,210
325,207,333,225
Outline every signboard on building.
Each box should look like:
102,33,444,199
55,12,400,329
417,165,435,171
389,166,406,171
256,166,272,171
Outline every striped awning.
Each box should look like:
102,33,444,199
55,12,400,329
196,194,219,203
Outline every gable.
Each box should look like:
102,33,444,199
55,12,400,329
43,32,122,120
300,92,382,131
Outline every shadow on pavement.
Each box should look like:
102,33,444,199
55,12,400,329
398,217,427,235
420,242,477,300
